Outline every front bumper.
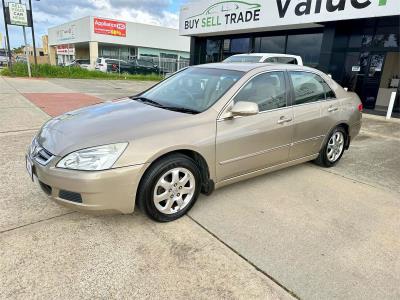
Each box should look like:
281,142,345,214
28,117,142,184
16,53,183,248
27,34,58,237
30,155,148,214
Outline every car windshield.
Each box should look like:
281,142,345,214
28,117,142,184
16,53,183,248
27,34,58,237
139,67,244,113
0,50,6,56
224,56,263,63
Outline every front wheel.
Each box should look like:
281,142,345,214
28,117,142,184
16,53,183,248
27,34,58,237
314,127,347,168
137,154,201,222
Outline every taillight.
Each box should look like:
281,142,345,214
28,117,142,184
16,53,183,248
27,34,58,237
358,103,363,112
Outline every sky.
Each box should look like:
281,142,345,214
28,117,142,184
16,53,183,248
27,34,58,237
0,0,190,49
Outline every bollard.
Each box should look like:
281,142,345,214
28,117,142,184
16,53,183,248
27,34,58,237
386,92,397,120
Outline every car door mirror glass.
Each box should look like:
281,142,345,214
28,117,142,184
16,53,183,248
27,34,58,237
230,101,259,117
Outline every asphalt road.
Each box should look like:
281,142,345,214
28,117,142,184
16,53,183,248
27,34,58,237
1,76,399,299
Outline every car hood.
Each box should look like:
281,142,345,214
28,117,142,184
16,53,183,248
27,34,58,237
37,98,188,156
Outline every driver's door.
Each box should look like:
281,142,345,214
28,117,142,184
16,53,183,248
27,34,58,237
216,71,294,181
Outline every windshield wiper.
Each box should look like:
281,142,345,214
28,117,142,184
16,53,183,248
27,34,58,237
130,96,163,107
130,96,199,114
160,106,200,114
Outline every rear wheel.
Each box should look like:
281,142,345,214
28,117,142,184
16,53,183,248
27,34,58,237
137,154,201,222
314,127,346,168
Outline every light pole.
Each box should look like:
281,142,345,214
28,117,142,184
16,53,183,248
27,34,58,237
28,0,37,65
1,0,13,71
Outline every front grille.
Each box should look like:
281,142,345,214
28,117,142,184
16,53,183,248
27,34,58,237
59,190,82,203
35,148,53,165
39,181,52,195
29,138,54,166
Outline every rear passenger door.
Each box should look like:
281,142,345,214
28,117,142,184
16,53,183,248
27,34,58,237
288,71,327,160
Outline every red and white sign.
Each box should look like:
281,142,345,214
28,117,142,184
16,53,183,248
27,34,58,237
94,18,126,37
56,45,75,55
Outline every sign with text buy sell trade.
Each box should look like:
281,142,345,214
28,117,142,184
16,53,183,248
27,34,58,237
94,18,126,37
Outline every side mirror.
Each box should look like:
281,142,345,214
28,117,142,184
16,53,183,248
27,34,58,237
229,101,259,117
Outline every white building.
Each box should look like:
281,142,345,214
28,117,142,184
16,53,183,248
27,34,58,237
48,16,190,68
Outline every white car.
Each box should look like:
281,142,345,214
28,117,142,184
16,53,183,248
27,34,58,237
224,53,303,65
65,59,93,70
95,57,126,72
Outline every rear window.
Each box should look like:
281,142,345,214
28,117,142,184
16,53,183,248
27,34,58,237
77,59,90,64
96,58,101,64
264,57,298,64
224,55,263,63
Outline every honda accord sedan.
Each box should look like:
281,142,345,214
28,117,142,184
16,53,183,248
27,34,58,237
26,63,362,222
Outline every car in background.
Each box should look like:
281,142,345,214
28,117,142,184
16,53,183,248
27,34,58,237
109,58,159,75
65,59,92,70
224,53,303,65
27,63,362,222
95,57,126,72
15,55,27,63
0,49,9,66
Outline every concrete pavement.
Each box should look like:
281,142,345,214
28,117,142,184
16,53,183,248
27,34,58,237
1,76,399,299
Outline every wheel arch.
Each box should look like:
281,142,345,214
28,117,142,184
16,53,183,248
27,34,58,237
321,122,350,151
138,149,214,199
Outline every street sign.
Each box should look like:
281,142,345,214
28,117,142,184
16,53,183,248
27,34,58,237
9,2,28,26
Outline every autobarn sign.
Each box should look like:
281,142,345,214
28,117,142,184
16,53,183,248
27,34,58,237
94,18,126,37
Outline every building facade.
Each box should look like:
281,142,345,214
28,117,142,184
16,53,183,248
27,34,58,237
48,16,190,70
180,0,400,115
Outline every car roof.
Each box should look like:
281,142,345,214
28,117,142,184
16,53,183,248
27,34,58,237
193,62,315,73
230,53,301,58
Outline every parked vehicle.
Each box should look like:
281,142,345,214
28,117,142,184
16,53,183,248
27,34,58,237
0,49,9,66
65,59,92,70
95,57,126,72
26,63,362,222
224,53,303,65
109,59,160,75
15,55,27,63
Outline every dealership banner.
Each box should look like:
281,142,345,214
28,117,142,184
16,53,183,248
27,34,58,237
180,0,400,36
94,18,126,37
56,45,75,55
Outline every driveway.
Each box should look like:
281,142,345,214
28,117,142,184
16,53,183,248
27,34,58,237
1,76,399,299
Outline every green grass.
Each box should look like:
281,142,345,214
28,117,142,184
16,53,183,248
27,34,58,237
0,63,162,81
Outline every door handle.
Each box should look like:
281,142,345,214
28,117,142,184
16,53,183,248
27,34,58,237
277,117,293,124
328,106,339,112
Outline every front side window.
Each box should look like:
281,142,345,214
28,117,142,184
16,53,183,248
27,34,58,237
141,67,243,113
234,72,287,112
289,71,327,105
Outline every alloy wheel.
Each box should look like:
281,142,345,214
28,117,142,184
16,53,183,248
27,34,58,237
326,131,345,162
153,167,196,215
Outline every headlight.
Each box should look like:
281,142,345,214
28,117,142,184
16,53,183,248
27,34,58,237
56,143,128,171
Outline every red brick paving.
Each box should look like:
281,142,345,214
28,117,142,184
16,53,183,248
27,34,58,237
23,93,102,117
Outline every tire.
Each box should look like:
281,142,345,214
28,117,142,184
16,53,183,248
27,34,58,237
314,126,347,168
137,154,201,222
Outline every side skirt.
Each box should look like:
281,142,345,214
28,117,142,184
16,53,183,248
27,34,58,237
215,154,319,189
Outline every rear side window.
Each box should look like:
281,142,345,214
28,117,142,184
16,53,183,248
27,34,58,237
234,71,287,112
277,57,297,64
289,71,326,105
320,80,336,99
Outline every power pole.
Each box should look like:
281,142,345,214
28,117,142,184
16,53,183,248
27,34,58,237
28,0,37,65
1,0,13,71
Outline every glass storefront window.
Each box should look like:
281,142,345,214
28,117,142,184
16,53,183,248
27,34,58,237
255,36,286,53
286,33,323,67
230,38,250,53
373,27,399,48
206,39,222,63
